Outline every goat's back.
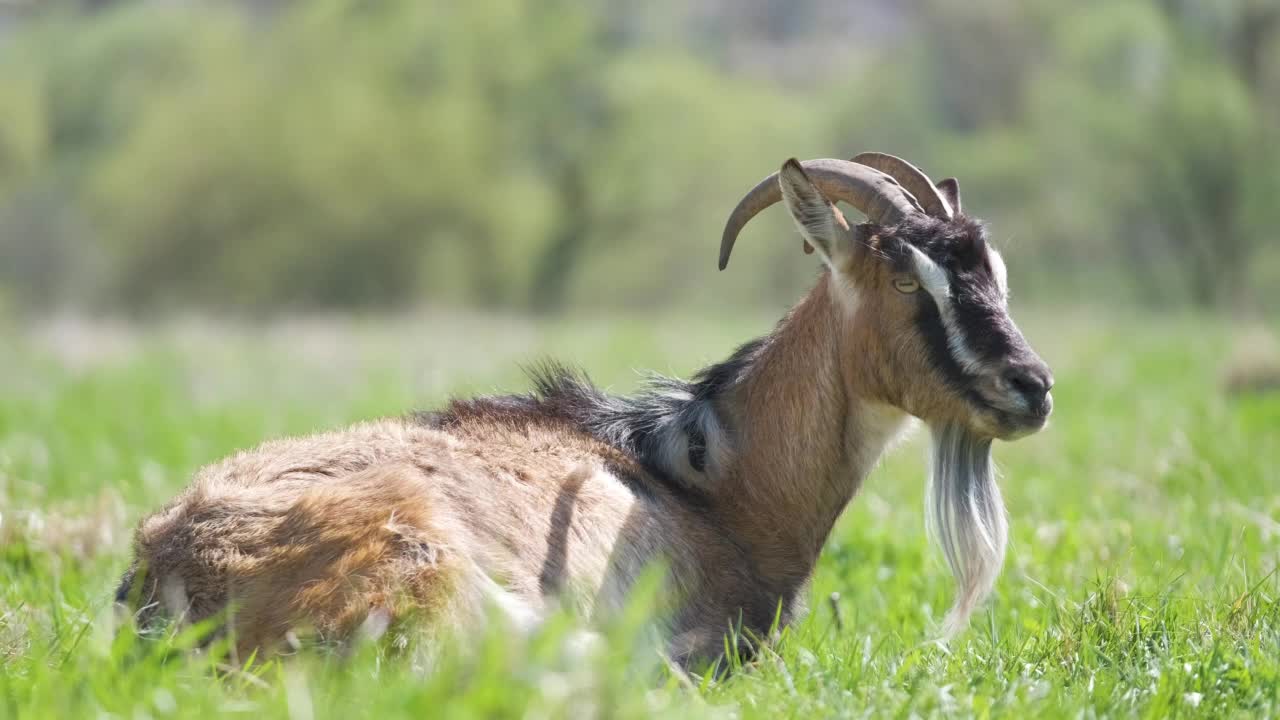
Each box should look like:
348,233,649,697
116,416,688,655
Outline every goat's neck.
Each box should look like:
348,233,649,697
715,273,908,578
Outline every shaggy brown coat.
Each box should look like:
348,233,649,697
117,156,1052,667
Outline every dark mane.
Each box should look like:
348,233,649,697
891,214,989,268
416,337,769,507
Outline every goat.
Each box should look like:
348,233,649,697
115,153,1053,668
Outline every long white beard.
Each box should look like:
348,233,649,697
926,422,1008,637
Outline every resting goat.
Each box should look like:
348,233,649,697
116,154,1053,667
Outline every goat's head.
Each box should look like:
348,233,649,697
719,154,1052,442
720,154,1054,634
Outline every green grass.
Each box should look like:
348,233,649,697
1,308,1278,718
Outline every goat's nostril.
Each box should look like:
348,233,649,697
1004,367,1050,399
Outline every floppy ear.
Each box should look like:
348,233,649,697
777,158,850,267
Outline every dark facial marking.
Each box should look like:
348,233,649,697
686,423,707,473
949,270,1017,362
890,214,1025,368
114,565,137,604
912,290,973,390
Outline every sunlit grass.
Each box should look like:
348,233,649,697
1,309,1277,718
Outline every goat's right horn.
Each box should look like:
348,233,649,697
719,158,922,270
851,152,953,220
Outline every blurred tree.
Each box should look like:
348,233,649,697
491,0,612,313
0,0,1276,314
907,0,1048,133
86,0,556,311
1028,2,1279,307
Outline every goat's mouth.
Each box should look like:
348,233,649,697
968,392,1052,440
996,404,1051,438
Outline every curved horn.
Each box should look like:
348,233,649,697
851,152,953,220
719,158,921,270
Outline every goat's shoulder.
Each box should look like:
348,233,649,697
414,363,712,508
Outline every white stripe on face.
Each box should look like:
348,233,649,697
908,245,983,375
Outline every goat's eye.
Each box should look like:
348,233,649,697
893,277,920,294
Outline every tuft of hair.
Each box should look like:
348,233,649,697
523,359,741,492
435,346,768,496
926,422,1008,638
889,213,988,259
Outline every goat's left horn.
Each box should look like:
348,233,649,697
719,158,921,270
851,152,954,220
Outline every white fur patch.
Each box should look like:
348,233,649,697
648,397,730,489
690,401,731,478
160,574,190,623
478,573,542,632
908,246,983,374
988,247,1009,301
848,402,913,476
908,245,950,301
828,267,861,316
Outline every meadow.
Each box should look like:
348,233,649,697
0,308,1277,718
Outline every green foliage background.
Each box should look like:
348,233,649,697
1,0,1277,315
